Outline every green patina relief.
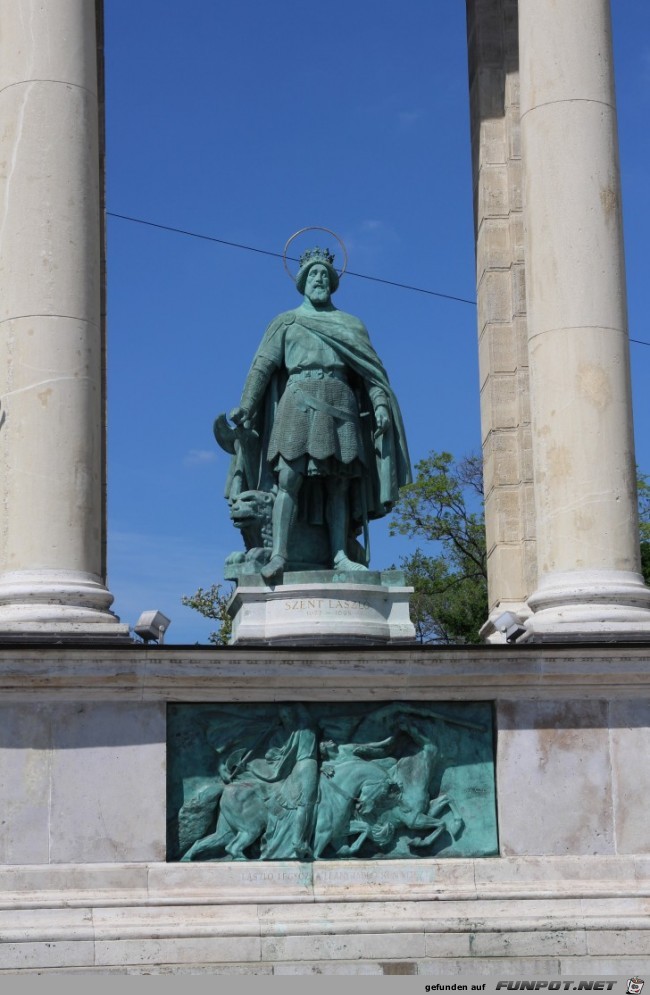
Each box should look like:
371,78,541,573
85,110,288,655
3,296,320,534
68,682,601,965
167,701,498,862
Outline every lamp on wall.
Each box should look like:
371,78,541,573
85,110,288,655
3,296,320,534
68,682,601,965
134,610,171,644
494,611,528,644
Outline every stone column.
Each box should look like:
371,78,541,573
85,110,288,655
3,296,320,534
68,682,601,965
0,0,128,638
519,0,650,638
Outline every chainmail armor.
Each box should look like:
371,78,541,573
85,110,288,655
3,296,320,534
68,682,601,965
267,375,364,466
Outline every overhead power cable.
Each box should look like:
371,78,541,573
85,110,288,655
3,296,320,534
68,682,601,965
107,211,650,348
107,211,477,307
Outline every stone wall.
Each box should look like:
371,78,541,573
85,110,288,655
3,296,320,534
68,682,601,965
466,0,536,632
0,645,649,973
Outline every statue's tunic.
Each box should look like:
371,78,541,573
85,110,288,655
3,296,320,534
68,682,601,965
234,306,411,528
266,322,366,472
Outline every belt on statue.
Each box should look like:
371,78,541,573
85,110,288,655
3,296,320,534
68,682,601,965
288,368,347,383
289,383,357,421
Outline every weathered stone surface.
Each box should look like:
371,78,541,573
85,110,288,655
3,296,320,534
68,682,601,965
520,0,650,639
3,644,650,701
0,702,166,864
1,645,650,977
49,702,166,863
486,544,526,601
0,882,648,971
0,0,125,636
0,940,96,972
479,324,518,382
478,269,513,331
480,374,518,438
476,219,512,282
497,700,614,855
229,574,415,645
0,705,52,863
261,932,426,963
468,0,534,632
94,936,262,969
610,699,650,853
485,487,523,547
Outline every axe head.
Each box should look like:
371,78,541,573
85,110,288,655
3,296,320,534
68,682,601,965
213,413,236,454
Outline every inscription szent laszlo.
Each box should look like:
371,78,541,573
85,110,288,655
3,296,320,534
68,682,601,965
167,701,498,862
283,597,372,615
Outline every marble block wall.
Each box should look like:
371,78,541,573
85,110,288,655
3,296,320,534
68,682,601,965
497,699,650,855
466,0,535,629
0,701,166,864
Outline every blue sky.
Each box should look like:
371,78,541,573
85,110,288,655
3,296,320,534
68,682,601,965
104,2,650,643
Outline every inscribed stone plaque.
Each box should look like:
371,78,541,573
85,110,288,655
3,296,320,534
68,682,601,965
167,701,497,861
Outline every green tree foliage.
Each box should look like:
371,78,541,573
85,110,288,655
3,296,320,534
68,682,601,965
638,472,650,585
181,583,233,645
390,451,488,644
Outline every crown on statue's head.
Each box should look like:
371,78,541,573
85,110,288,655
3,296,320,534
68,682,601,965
299,246,335,268
294,244,340,294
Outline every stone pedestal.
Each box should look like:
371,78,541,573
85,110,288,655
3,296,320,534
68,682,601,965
228,571,416,645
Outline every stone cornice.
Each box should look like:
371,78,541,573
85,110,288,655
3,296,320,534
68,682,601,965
0,644,649,700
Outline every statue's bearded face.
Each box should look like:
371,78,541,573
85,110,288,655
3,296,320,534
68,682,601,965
304,263,331,305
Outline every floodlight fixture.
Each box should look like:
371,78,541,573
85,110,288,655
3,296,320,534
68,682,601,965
494,611,528,644
134,610,171,644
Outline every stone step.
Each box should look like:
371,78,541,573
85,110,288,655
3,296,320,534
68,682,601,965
0,895,649,972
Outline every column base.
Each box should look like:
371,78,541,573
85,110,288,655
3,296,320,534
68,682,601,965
525,569,650,642
0,569,131,642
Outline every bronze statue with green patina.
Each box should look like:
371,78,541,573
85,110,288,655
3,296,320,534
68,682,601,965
216,246,411,582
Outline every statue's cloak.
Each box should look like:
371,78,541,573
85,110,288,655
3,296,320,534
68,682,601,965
226,307,412,537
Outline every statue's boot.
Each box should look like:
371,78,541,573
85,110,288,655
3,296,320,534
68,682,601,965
327,480,369,572
333,551,369,572
260,487,295,582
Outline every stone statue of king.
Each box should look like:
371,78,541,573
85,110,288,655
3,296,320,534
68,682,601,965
216,246,411,583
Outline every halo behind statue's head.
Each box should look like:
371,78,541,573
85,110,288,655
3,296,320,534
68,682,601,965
283,227,348,296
